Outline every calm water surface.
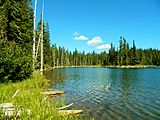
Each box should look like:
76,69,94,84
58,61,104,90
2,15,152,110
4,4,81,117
44,67,160,120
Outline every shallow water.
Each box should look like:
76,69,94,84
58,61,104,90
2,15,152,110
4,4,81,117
44,67,160,120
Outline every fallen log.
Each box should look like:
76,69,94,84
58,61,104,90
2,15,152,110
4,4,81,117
59,110,84,115
41,91,64,95
59,110,83,115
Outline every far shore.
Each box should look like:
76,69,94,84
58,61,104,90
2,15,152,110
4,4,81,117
107,65,147,69
43,65,159,70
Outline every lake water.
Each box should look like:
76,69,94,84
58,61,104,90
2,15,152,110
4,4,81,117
44,67,160,120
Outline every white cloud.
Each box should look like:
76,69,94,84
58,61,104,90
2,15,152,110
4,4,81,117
87,36,103,46
73,35,88,40
96,44,111,50
73,32,80,37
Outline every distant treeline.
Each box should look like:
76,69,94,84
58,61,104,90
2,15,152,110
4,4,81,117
39,33,160,67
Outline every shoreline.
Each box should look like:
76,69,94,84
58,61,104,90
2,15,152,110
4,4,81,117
44,65,159,70
106,65,147,69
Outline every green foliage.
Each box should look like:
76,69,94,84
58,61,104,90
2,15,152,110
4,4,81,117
0,41,33,82
0,0,33,47
109,43,116,65
0,0,33,82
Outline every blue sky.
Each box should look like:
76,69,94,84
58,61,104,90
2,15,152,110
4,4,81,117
32,0,160,53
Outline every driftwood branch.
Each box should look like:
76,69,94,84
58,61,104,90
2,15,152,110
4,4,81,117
57,103,73,110
11,89,20,98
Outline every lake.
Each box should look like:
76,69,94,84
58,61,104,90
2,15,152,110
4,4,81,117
44,67,160,120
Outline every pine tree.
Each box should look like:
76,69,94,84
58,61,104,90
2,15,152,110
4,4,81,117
43,23,51,66
130,40,138,65
0,0,33,82
123,37,128,65
109,43,115,65
51,44,56,67
0,0,33,47
119,36,123,65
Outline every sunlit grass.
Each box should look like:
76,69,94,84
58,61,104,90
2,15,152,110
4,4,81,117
0,72,83,119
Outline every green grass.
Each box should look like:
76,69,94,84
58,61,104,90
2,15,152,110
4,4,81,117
0,72,84,120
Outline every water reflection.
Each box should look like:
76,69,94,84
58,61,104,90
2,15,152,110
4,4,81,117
44,68,66,85
120,69,141,96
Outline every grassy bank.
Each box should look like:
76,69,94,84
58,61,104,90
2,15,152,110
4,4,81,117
0,72,82,120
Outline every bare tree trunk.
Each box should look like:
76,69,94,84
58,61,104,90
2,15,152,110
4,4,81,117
33,0,37,71
35,32,42,60
40,0,44,73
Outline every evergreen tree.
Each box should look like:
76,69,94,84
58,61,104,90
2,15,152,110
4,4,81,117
119,36,123,65
130,40,138,65
44,23,52,66
123,37,128,65
0,0,33,82
0,0,33,47
51,44,56,67
115,48,119,65
109,43,116,65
